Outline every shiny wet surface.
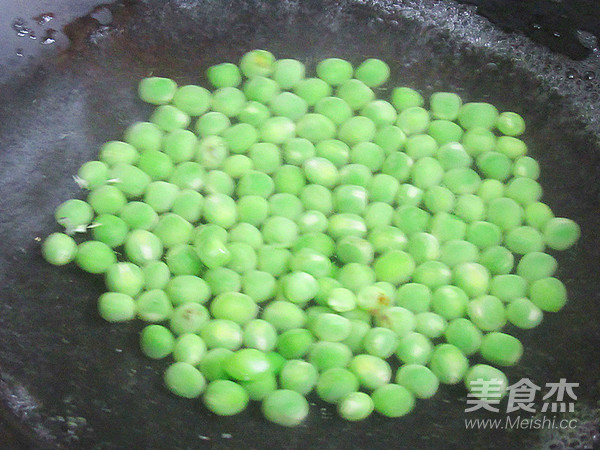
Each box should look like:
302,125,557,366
0,1,599,448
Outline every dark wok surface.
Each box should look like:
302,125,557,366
1,1,599,448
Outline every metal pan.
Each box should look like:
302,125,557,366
0,0,599,448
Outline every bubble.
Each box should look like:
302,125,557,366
41,29,57,45
565,69,578,79
583,71,596,81
33,13,54,25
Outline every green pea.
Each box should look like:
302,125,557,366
496,136,528,159
406,134,438,159
223,123,259,154
164,362,206,398
462,128,496,156
436,142,472,170
105,262,144,297
543,218,580,250
431,285,469,320
238,101,271,127
150,105,190,132
506,177,542,205
530,277,567,312
211,87,246,117
525,202,554,230
124,122,162,153
200,318,242,350
513,156,539,179
430,92,462,120
142,261,170,290
166,275,210,305
224,348,270,381
427,120,464,145
136,289,173,322
77,160,108,190
137,151,174,181
308,341,353,371
195,112,230,137
316,368,359,403
337,79,374,110
487,197,523,231
295,78,332,106
243,76,280,104
376,306,416,337
506,298,543,329
211,292,257,325
260,117,296,144
315,96,353,125
173,85,211,116
262,390,309,427
315,139,350,168
361,100,397,127
316,58,354,86
338,392,374,421
203,380,249,416
415,312,447,338
480,332,523,366
428,343,468,385
439,240,479,268
204,267,241,295
76,240,117,274
207,62,241,88
262,300,306,332
276,328,314,359
243,319,277,352
171,190,204,223
391,87,424,111
496,111,525,136
465,364,508,401
162,131,196,165
311,313,351,342
272,58,305,89
171,303,210,335
396,106,430,136
269,92,307,121
42,232,78,266
467,295,506,331
371,384,415,417
355,58,389,87
338,116,376,146
375,125,407,153
140,324,175,359
362,327,398,359
138,77,177,105
98,292,136,322
444,318,482,355
458,102,499,129
55,199,94,231
396,332,433,365
396,364,439,399
517,251,557,282
476,151,512,181
479,246,514,275
349,354,392,390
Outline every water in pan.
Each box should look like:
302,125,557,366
0,0,599,449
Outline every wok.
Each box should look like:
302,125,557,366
0,0,599,448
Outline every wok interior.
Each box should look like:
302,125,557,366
0,0,599,448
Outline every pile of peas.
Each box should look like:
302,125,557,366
42,49,580,427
